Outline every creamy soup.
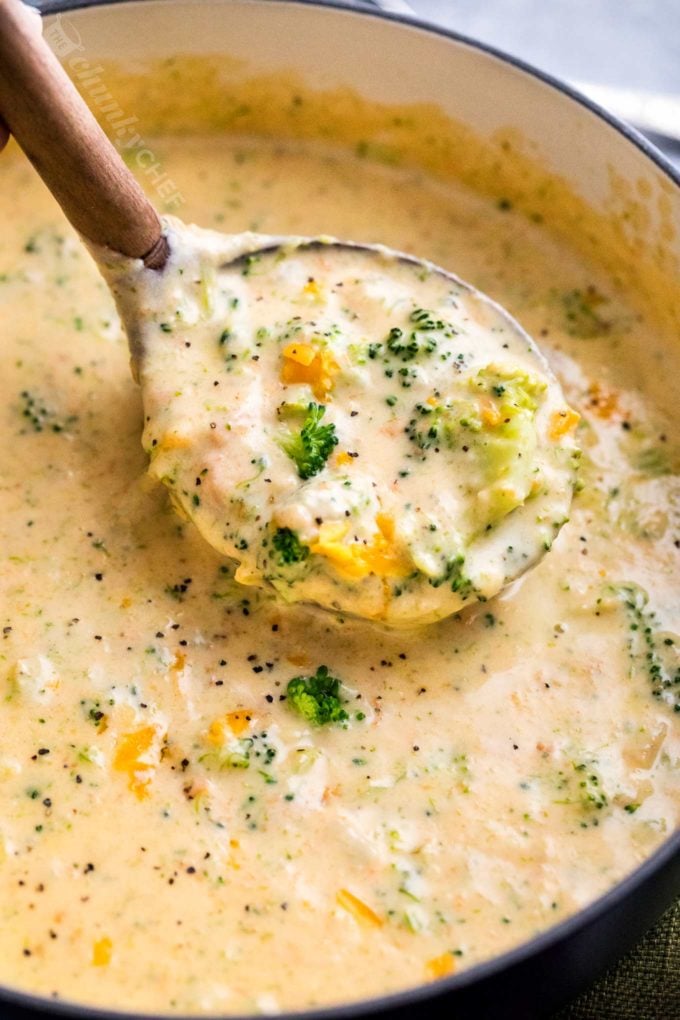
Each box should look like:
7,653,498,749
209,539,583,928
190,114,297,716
1,130,679,1016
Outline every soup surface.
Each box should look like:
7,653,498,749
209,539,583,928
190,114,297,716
1,131,679,1015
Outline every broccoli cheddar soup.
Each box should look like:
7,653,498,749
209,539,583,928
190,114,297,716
1,121,680,1014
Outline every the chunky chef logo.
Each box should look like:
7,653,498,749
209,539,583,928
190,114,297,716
44,14,185,210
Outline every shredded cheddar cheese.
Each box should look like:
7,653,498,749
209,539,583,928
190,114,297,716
92,937,113,968
205,710,254,744
280,341,339,400
113,726,160,800
152,431,192,452
549,407,581,440
336,889,383,928
310,515,411,582
480,396,503,427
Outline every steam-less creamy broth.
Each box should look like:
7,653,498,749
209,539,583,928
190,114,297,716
1,131,679,1015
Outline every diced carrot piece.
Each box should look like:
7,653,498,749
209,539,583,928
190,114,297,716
425,952,455,980
226,710,254,736
92,937,113,967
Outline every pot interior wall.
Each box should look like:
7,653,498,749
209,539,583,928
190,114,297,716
46,0,680,260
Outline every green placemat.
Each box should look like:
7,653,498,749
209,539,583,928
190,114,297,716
553,897,680,1019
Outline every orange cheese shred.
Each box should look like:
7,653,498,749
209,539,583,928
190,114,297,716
225,710,254,736
153,431,192,452
549,407,581,440
113,726,159,800
479,396,502,427
310,516,411,581
205,709,254,746
336,888,383,928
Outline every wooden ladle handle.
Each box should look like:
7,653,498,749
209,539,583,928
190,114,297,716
0,0,168,268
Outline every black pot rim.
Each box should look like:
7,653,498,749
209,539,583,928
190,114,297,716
4,1,679,1018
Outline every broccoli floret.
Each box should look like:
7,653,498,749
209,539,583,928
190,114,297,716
282,402,338,480
409,307,447,331
428,554,474,599
405,399,483,451
573,763,608,812
286,665,348,726
469,366,546,415
386,325,437,362
272,527,309,565
383,308,455,362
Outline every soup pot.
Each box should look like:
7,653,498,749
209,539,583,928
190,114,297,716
2,0,679,1017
